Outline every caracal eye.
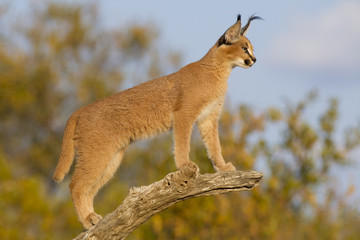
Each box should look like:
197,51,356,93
242,47,248,52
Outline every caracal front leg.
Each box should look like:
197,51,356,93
197,117,236,172
173,113,198,170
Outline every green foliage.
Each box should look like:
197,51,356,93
0,1,360,239
0,153,82,239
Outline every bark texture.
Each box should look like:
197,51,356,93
73,166,263,240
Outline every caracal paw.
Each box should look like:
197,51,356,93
217,162,236,172
178,161,199,177
84,212,102,229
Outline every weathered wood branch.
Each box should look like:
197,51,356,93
74,166,263,240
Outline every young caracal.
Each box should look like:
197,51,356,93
53,14,261,229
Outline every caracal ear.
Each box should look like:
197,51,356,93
218,14,242,46
240,15,263,36
225,14,242,43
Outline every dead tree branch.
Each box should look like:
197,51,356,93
74,166,263,240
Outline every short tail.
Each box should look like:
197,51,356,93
53,113,80,182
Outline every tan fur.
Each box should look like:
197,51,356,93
53,15,259,229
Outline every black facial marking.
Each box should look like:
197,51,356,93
246,50,256,62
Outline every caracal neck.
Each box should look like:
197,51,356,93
197,44,232,80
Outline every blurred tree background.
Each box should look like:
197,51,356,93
1,2,360,240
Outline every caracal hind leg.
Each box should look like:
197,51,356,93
69,174,94,229
70,146,121,229
85,149,125,224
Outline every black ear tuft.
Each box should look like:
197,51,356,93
249,14,263,22
237,14,241,22
240,14,263,35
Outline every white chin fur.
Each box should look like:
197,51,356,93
239,64,251,69
233,62,250,69
232,59,251,69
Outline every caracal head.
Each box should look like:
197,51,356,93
217,15,262,69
